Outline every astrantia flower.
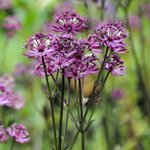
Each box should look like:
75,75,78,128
86,34,103,55
6,123,30,143
102,54,127,76
63,54,99,80
53,9,87,33
23,32,55,58
0,125,8,144
111,89,125,100
0,0,12,11
94,20,129,53
6,92,25,110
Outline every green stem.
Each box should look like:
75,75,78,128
96,47,109,84
69,72,110,150
42,56,57,150
78,78,85,150
51,73,61,95
42,57,51,93
86,72,109,132
58,68,65,150
75,79,81,121
10,139,15,150
62,78,71,150
68,108,79,129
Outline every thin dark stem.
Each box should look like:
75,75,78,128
75,79,81,121
69,71,110,150
79,78,85,150
96,47,109,84
42,56,57,150
42,56,51,93
51,73,61,95
62,78,71,149
10,139,15,150
58,68,65,150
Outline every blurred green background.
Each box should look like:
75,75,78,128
0,0,150,149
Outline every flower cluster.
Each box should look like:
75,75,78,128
103,54,127,76
94,19,129,53
0,0,12,12
0,74,25,109
53,9,87,33
6,123,30,143
23,9,129,81
2,15,21,38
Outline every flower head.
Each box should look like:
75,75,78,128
63,54,99,80
94,20,129,53
0,0,12,11
23,32,55,58
2,15,21,30
103,54,127,76
6,123,30,143
6,92,25,110
2,15,21,38
53,9,87,33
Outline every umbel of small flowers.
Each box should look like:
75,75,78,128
6,123,30,143
22,8,129,150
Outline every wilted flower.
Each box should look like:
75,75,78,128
53,9,87,33
6,123,30,143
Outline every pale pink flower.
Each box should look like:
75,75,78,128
6,123,30,143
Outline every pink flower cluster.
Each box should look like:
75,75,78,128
0,74,25,109
0,122,30,144
6,123,30,143
2,15,21,38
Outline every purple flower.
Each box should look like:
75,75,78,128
23,32,55,58
63,54,99,79
0,92,10,106
6,92,25,110
13,63,28,76
0,0,12,11
111,89,125,100
2,15,21,38
102,54,127,76
0,126,8,144
86,34,103,55
53,9,87,33
129,15,141,29
94,20,129,53
6,123,30,143
0,74,14,94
